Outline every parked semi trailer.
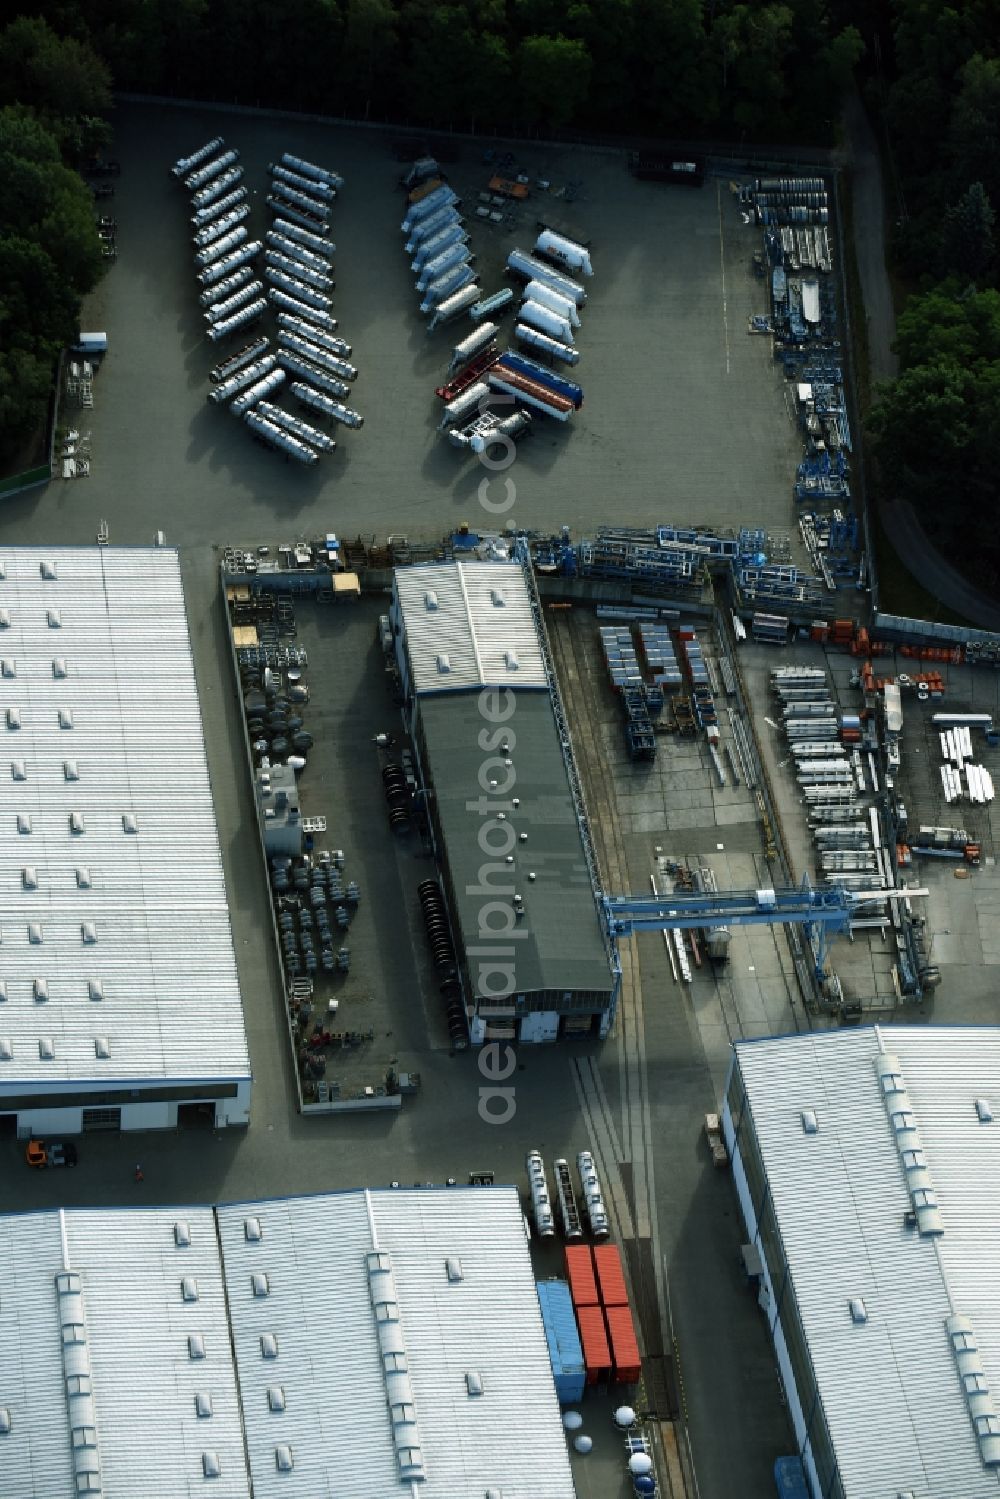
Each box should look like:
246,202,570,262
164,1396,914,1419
266,231,332,274
405,206,462,253
497,350,583,407
271,218,335,257
184,149,240,192
275,350,350,399
514,323,580,366
535,228,593,277
267,288,338,329
278,331,356,382
266,250,334,291
270,163,336,201
205,280,264,324
506,249,587,305
191,187,247,228
208,353,276,402
448,322,499,374
290,382,363,429
519,299,575,345
426,284,480,331
192,167,244,209
488,368,574,421
244,407,318,465
257,399,337,453
522,279,582,327
416,243,472,291
199,264,255,308
172,136,224,180
279,152,344,191
205,297,267,342
229,368,286,416
266,195,329,234
197,241,262,286
420,264,476,313
276,314,351,358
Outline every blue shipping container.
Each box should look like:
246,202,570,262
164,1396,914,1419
536,1279,586,1404
774,1457,810,1499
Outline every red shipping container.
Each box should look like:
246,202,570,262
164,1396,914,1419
605,1303,642,1384
592,1243,628,1307
577,1304,612,1384
565,1244,599,1308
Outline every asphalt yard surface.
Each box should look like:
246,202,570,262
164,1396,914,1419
1,101,865,1499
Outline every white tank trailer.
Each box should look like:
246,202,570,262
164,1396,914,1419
194,206,251,249
267,288,338,329
411,227,469,276
229,368,286,416
290,382,364,429
266,195,329,234
197,241,262,286
522,279,582,327
270,218,334,256
276,315,351,358
205,281,264,324
205,298,267,342
277,331,357,382
426,284,480,332
172,136,224,179
275,351,350,399
279,153,344,191
401,186,458,232
518,299,575,344
265,232,332,275
506,249,587,306
470,288,515,321
191,166,244,209
199,264,254,308
244,408,318,465
194,226,248,269
191,187,247,228
415,244,472,292
269,181,330,219
270,163,337,201
419,264,476,313
256,400,336,452
209,337,270,386
265,251,334,291
576,1150,609,1237
525,1150,555,1239
438,380,489,428
264,269,332,312
405,206,462,253
447,322,499,375
208,354,276,402
514,323,580,366
535,228,593,277
184,148,240,192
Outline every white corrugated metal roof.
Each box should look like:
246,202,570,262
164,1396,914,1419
0,548,250,1087
217,1186,576,1499
394,560,547,693
0,1207,250,1498
734,1026,1000,1499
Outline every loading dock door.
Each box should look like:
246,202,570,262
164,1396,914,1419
82,1107,121,1131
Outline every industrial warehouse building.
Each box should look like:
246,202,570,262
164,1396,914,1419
390,558,614,1043
0,1185,575,1499
0,547,251,1135
722,1026,1000,1499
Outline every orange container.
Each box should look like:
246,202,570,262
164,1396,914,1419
565,1243,599,1308
605,1304,642,1383
577,1304,612,1383
593,1243,629,1307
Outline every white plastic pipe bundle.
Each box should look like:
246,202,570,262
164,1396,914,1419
416,243,471,291
276,314,351,357
506,249,587,305
197,240,262,286
206,280,264,324
191,187,247,228
172,136,224,179
266,250,334,291
405,206,461,253
519,299,575,344
447,322,499,375
266,195,329,234
244,407,318,464
265,269,331,311
194,225,248,268
208,354,276,404
194,205,250,248
185,148,240,191
535,228,593,276
522,279,582,327
290,382,363,428
266,232,331,274
280,153,344,191
275,351,349,399
206,298,267,342
192,166,243,209
271,218,335,257
267,288,338,329
426,284,480,332
514,323,580,367
420,264,475,313
199,264,255,308
230,368,286,416
270,163,337,201
257,399,336,452
270,181,330,218
278,331,356,382
438,380,489,428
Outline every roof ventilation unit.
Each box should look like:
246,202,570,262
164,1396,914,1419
28,924,42,945
181,1277,199,1302
0,1039,11,1060
275,1445,294,1472
174,1221,191,1247
466,1370,484,1395
490,588,506,607
976,1098,993,1123
17,814,31,833
946,1313,1000,1465
188,1334,206,1360
504,651,519,670
81,923,97,945
70,812,85,834
1,659,16,677
195,1393,213,1419
848,1297,868,1325
59,709,74,728
64,761,79,781
34,978,49,1002
122,813,138,834
54,1270,103,1497
6,708,20,729
267,1385,286,1412
77,868,92,889
244,1217,262,1242
40,561,57,579
38,1037,54,1059
260,1333,278,1359
94,1037,109,1059
202,1452,220,1478
22,867,37,891
367,1249,426,1482
11,761,26,781
52,658,67,678
0,982,7,1002
801,1110,819,1134
0,1408,10,1434
88,979,103,1001
251,1273,270,1298
424,590,438,610
437,654,451,674
874,1053,944,1235
0,609,8,627
446,1256,464,1282
47,610,61,627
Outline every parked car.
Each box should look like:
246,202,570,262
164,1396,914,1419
26,1139,78,1168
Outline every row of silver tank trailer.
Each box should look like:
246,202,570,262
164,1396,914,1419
170,135,362,465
